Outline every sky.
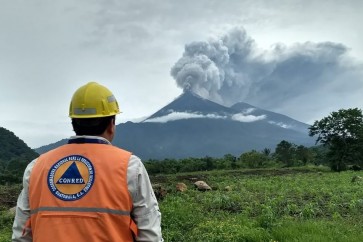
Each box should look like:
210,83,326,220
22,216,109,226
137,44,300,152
0,0,362,148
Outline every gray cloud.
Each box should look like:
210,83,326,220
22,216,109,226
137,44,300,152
171,27,363,122
1,0,363,148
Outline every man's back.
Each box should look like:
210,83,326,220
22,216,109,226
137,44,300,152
13,82,163,241
28,139,137,241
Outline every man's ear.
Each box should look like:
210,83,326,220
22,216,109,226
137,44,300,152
108,118,115,134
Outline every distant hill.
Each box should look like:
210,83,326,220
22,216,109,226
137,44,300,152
36,91,315,160
0,127,38,184
36,138,67,155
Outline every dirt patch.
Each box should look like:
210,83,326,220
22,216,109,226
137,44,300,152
176,174,208,182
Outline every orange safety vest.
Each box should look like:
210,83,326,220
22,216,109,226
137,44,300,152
28,139,138,242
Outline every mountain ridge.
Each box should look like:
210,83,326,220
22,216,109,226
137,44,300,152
36,91,314,159
143,91,310,133
0,127,39,184
145,90,234,120
0,127,38,161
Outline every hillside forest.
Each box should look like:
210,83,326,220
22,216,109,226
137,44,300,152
0,128,38,185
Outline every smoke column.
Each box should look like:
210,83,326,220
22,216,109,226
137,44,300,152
171,27,361,112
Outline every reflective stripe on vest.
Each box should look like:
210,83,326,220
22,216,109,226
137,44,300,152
30,206,131,216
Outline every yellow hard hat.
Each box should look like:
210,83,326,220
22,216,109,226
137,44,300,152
69,82,120,118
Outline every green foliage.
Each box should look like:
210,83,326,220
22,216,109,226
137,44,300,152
0,184,20,242
274,140,295,166
0,127,38,161
262,148,271,157
0,127,38,185
0,184,22,209
273,140,320,167
272,219,363,242
187,216,270,242
309,108,363,171
2,168,363,241
145,143,324,175
0,210,13,242
295,145,313,165
157,168,363,241
239,150,271,168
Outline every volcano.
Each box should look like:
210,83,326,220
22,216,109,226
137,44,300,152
36,91,315,159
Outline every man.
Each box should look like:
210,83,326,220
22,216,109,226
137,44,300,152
12,82,163,241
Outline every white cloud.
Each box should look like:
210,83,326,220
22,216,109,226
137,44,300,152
118,116,148,124
268,121,291,129
231,113,266,122
243,108,255,114
144,112,226,123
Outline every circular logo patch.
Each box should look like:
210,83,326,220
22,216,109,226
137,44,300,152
47,155,95,201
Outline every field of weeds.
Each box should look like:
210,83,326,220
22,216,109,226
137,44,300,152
156,167,363,241
1,167,363,241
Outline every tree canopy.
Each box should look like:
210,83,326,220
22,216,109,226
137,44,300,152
309,108,363,171
0,127,38,184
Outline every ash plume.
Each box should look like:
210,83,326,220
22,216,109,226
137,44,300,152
171,27,362,115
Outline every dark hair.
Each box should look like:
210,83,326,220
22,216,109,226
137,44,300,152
72,116,115,136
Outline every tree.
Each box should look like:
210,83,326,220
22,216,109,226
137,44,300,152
239,150,270,168
262,148,271,157
274,140,296,167
224,154,237,169
202,156,215,170
295,145,312,166
309,108,363,171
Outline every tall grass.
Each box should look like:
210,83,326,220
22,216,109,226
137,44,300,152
158,168,363,241
1,167,363,241
0,211,13,242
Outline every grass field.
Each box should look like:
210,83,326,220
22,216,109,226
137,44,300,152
1,166,363,241
157,167,363,241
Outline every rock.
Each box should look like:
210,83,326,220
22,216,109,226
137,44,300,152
176,183,187,192
224,186,232,191
152,183,161,188
9,206,16,215
152,184,167,200
194,181,212,191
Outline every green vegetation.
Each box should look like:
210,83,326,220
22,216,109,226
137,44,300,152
1,166,363,241
156,167,363,241
309,108,363,171
144,141,328,175
145,108,363,175
0,127,38,185
0,184,22,242
0,210,13,242
2,108,363,241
